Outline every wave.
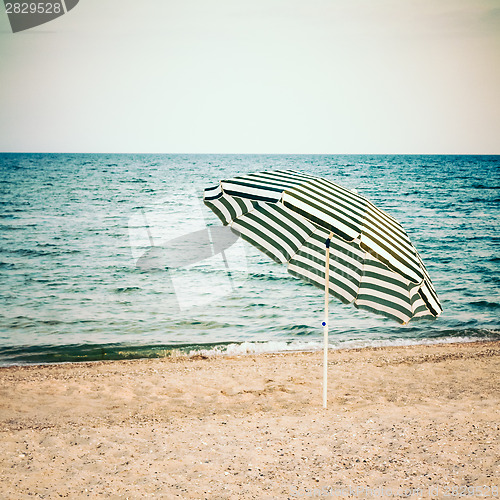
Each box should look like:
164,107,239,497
470,300,500,310
471,184,500,190
0,261,16,270
113,287,142,293
0,329,497,367
5,247,81,257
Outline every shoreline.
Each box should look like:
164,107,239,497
1,340,498,498
1,335,498,368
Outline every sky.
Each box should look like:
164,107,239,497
0,0,499,154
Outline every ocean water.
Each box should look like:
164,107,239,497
0,154,498,365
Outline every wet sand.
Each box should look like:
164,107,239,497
0,341,499,499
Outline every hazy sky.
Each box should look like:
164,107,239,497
1,0,499,153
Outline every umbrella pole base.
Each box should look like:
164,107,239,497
323,323,328,409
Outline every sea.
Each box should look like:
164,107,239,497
0,154,499,365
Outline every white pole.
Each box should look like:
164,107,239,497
323,232,333,409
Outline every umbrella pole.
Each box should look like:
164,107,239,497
323,232,333,409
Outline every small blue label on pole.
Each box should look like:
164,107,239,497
322,321,326,326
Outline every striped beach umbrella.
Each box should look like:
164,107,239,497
204,170,442,407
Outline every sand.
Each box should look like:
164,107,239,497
0,341,498,499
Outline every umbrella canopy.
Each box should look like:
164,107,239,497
204,169,442,406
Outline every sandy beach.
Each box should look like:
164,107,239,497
0,341,498,499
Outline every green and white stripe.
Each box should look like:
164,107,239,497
204,170,442,324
